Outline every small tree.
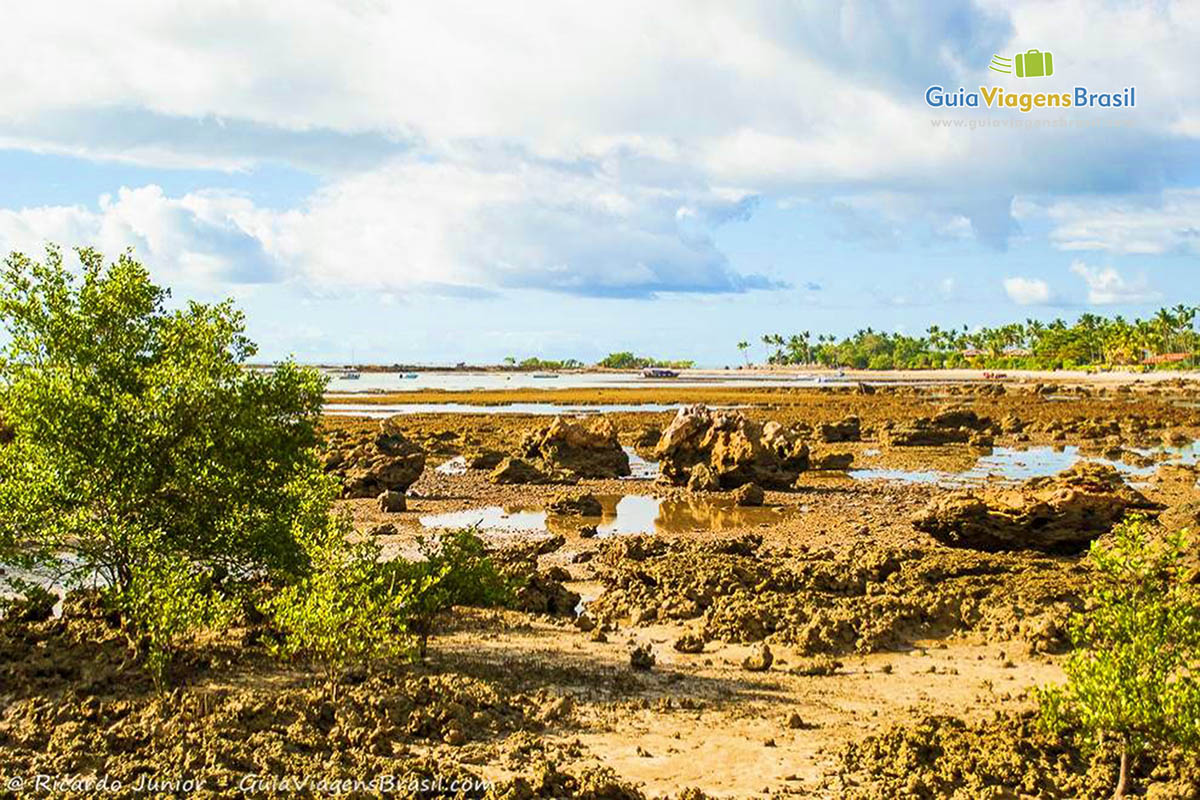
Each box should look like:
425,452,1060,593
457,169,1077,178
268,477,412,698
1039,516,1200,798
385,528,510,658
117,536,234,691
0,245,327,592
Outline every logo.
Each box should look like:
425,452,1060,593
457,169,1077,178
990,49,1054,78
925,48,1134,112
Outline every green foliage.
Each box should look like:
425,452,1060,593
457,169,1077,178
268,478,412,697
0,245,328,592
384,527,511,658
754,305,1200,370
513,356,583,370
117,536,234,691
1039,516,1200,793
597,352,694,370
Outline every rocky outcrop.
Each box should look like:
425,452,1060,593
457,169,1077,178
912,462,1159,552
882,408,995,447
632,426,662,457
378,490,407,513
464,449,505,470
490,457,549,485
741,642,773,672
732,483,764,507
548,492,603,516
655,405,809,489
816,416,861,443
809,450,855,471
521,416,630,479
513,569,581,617
324,418,427,498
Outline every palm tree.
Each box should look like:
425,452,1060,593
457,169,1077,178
737,340,751,367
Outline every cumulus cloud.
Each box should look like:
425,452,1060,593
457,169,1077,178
1003,276,1053,305
1068,260,1160,305
1032,190,1200,256
1,1,1199,299
0,152,781,298
0,186,277,288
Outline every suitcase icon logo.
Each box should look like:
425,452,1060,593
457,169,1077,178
989,50,1054,78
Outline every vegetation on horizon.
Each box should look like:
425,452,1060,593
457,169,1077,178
752,306,1200,371
501,352,695,370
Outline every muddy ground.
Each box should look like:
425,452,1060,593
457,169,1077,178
3,378,1200,798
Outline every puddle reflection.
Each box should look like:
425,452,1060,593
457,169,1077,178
850,443,1198,486
418,494,786,537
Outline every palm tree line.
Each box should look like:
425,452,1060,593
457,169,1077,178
751,305,1200,370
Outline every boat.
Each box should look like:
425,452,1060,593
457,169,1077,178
641,367,678,378
403,373,419,379
532,373,559,379
338,371,361,380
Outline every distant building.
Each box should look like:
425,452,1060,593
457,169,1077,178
1142,352,1193,365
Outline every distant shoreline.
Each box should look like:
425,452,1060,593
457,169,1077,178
279,364,1200,384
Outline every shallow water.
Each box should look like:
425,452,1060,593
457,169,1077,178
325,402,687,417
623,447,660,480
850,443,1198,486
434,456,468,475
323,370,870,394
418,494,787,537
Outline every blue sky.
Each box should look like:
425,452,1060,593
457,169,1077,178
0,1,1197,365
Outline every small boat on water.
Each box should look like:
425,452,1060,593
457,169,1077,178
403,373,419,379
532,373,559,379
641,367,679,378
338,371,361,380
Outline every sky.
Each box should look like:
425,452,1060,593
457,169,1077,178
0,1,1197,366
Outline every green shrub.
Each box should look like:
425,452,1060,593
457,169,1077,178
0,245,327,593
268,480,411,698
1039,516,1200,797
117,538,234,691
385,528,511,658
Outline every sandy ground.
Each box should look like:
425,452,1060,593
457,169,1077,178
3,377,1198,798
322,377,1199,797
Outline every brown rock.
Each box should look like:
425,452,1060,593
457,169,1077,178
732,483,765,506
547,492,603,516
489,457,548,485
377,490,406,513
816,416,861,443
464,449,505,470
809,451,854,471
656,405,808,489
521,416,630,478
674,633,706,654
912,462,1160,552
334,418,427,498
742,642,773,672
633,426,662,457
630,644,655,671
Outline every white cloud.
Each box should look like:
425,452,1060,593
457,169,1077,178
1003,276,1052,305
0,186,276,289
1068,260,1160,305
0,154,779,298
1032,190,1200,256
1,1,1199,300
